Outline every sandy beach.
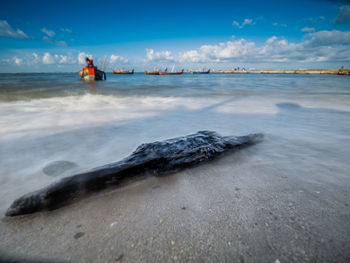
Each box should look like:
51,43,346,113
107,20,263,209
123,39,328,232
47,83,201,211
1,132,350,262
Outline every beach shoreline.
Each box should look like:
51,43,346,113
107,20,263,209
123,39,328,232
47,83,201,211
249,68,350,75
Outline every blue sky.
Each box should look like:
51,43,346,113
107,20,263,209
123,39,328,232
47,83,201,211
0,0,350,72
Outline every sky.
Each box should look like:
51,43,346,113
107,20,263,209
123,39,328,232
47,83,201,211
0,0,350,72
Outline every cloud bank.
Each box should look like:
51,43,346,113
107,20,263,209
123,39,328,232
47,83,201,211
110,54,128,64
178,30,350,64
2,29,350,71
335,5,350,23
145,49,174,61
78,52,93,64
0,20,28,39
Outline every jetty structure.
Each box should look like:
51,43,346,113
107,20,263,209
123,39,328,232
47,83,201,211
250,67,350,75
211,69,248,74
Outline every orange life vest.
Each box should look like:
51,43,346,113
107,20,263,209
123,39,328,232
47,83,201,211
84,66,95,76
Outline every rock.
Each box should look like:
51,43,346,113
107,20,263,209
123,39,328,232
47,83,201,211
115,254,124,262
6,131,263,216
74,232,85,239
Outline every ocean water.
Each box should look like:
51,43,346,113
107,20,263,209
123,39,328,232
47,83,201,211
0,72,350,214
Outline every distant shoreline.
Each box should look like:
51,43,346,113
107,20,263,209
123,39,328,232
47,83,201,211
1,68,349,75
249,68,350,75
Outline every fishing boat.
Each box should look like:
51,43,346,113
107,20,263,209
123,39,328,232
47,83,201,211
112,69,134,74
79,56,107,80
78,66,106,80
191,69,210,74
144,70,160,75
159,69,184,75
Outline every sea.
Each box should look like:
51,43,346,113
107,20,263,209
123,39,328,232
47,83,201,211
1,72,350,214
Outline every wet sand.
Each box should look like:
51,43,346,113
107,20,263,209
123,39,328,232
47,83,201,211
1,136,350,263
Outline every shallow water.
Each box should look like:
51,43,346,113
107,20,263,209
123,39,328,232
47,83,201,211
0,73,350,214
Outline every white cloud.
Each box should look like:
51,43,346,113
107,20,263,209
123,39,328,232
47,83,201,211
57,55,68,64
41,27,68,46
178,30,350,64
3,29,350,71
2,52,78,68
1,58,11,65
301,27,315,33
42,36,68,46
42,52,55,64
110,54,128,63
32,53,40,64
78,52,93,64
179,50,202,63
54,54,76,64
6,53,39,66
41,28,55,37
54,40,68,46
180,39,257,63
232,18,255,29
266,36,278,44
272,22,287,27
335,5,350,23
145,49,174,61
13,56,23,65
60,28,72,33
43,36,53,43
307,16,326,23
42,52,76,65
306,30,350,46
0,20,28,39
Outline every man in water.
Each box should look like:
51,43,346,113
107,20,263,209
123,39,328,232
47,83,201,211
85,57,94,67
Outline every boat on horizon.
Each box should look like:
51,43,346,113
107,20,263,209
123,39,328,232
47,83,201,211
112,69,134,74
144,70,160,75
159,69,184,75
191,69,210,74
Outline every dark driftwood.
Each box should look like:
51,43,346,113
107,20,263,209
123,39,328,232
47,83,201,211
6,131,263,216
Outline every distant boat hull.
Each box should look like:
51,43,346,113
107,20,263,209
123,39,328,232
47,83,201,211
159,70,184,75
191,70,210,74
144,70,160,75
112,69,134,74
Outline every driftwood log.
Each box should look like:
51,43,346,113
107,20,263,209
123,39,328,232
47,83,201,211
6,131,263,216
